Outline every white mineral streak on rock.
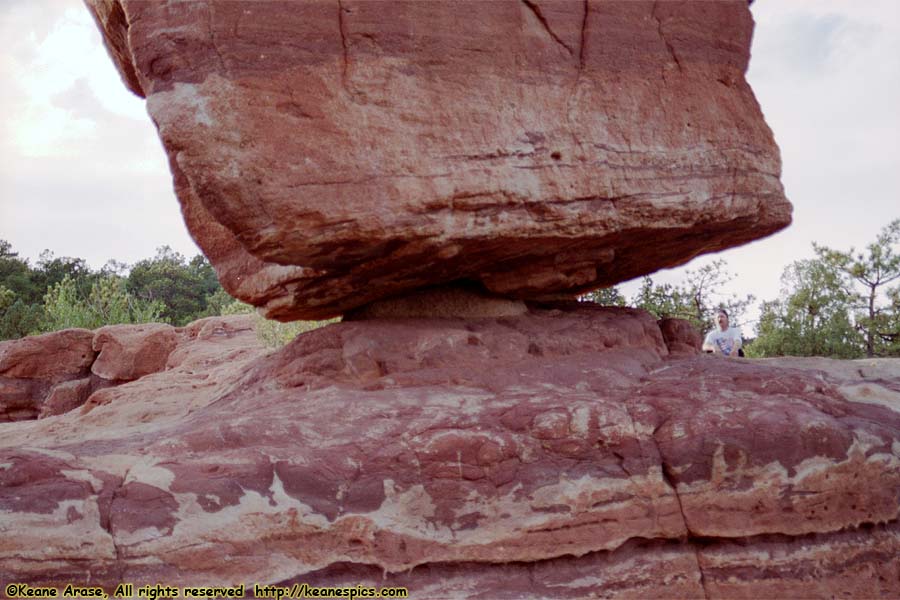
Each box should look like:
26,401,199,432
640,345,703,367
0,499,116,561
839,383,900,413
59,469,104,492
675,436,900,536
127,459,175,489
147,81,218,128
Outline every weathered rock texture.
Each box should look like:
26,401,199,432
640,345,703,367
86,0,791,319
1,306,897,597
0,318,254,422
658,317,702,355
0,329,95,421
91,323,179,382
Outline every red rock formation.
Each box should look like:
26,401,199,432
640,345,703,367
91,323,178,381
658,317,702,355
1,307,897,596
23,1,885,596
86,0,791,319
0,329,94,421
40,376,96,418
0,318,257,421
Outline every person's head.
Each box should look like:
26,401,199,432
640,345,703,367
716,309,729,331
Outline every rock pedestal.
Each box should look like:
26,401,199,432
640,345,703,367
1,307,897,597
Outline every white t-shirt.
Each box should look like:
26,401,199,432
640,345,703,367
703,327,742,356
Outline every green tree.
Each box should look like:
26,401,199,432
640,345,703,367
631,276,692,322
0,285,14,313
40,275,162,332
0,300,43,340
34,250,97,300
126,247,223,325
0,240,42,306
882,287,900,355
631,260,754,332
202,287,241,318
580,286,627,306
1,241,46,339
747,259,863,358
814,219,900,357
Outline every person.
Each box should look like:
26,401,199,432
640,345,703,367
702,309,743,357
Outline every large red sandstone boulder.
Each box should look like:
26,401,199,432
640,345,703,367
0,328,95,380
0,329,95,421
91,323,179,382
86,0,791,319
658,317,703,355
0,306,896,597
39,376,97,419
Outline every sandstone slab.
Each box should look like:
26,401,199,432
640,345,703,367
87,0,791,319
39,376,95,419
0,328,95,381
0,306,896,597
658,317,702,355
0,328,95,421
91,323,178,382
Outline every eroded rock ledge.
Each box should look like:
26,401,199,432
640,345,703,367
1,305,897,597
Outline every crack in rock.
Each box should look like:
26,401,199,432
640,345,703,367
521,0,574,56
337,0,350,88
652,1,682,72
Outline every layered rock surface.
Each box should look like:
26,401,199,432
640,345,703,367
0,318,253,421
87,0,791,319
0,329,95,421
1,306,897,597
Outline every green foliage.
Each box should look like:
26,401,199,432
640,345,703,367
631,276,692,321
39,275,163,332
0,241,43,307
580,286,627,306
631,260,755,333
0,285,14,313
814,219,900,357
126,247,223,326
220,298,255,315
0,299,43,340
255,317,336,349
1,243,48,339
0,240,228,339
218,298,333,348
34,250,98,300
883,287,900,355
745,259,863,358
202,288,243,318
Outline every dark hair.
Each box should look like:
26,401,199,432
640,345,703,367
717,309,729,318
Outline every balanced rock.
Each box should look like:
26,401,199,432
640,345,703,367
1,306,897,597
87,0,791,319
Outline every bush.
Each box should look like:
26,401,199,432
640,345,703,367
220,299,335,348
255,318,336,348
39,275,163,332
0,299,43,340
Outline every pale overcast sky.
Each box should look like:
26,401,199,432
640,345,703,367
1,0,898,330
